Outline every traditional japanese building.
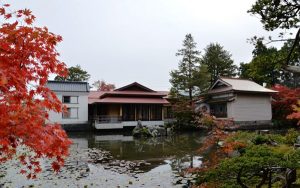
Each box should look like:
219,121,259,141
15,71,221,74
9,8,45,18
88,82,172,129
196,77,277,127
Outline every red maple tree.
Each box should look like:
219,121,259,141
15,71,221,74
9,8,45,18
93,80,116,91
0,3,72,178
271,85,300,126
287,100,300,125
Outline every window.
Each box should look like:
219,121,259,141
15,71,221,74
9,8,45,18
136,105,149,121
210,103,227,118
62,107,78,119
150,105,162,121
122,104,135,121
63,96,78,104
63,96,70,103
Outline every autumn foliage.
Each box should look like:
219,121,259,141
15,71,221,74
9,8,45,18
0,3,71,178
288,100,300,125
195,115,241,169
93,80,116,91
271,85,300,126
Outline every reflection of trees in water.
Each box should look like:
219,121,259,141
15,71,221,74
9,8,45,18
71,132,207,162
132,134,202,157
168,155,202,173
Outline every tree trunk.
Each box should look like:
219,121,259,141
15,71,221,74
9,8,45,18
237,168,249,188
256,169,268,188
189,87,192,104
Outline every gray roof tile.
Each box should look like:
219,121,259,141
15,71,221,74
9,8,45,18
47,81,90,92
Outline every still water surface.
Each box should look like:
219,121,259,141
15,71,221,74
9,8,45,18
68,131,207,173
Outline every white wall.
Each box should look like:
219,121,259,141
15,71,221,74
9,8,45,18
228,94,272,122
48,91,89,124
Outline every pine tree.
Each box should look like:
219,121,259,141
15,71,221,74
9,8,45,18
202,43,237,85
170,34,209,102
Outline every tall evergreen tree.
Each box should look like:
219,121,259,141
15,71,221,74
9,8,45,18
170,34,209,102
55,65,90,82
202,43,237,85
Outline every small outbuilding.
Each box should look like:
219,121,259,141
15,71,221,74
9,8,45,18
196,77,277,127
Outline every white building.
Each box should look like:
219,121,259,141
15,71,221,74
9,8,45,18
196,78,277,127
47,81,90,130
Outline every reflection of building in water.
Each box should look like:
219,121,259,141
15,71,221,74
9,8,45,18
71,138,89,149
95,135,133,142
91,133,205,161
68,132,206,172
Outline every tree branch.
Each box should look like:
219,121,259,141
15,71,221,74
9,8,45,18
286,27,300,65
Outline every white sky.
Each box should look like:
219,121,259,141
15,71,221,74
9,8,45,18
10,0,280,90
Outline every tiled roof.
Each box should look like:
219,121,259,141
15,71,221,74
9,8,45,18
89,91,169,98
88,97,169,104
88,89,169,104
47,81,90,92
208,78,277,94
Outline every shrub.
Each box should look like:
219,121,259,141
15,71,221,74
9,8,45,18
251,135,269,145
284,128,299,145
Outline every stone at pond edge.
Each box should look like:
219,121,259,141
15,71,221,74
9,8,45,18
132,125,166,138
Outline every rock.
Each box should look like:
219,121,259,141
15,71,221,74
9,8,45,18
296,136,300,144
294,143,300,148
228,150,240,158
181,179,187,184
217,141,224,147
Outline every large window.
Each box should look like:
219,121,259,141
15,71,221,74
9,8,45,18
150,105,162,121
136,105,149,121
122,104,135,121
210,103,227,118
62,107,78,119
63,96,78,104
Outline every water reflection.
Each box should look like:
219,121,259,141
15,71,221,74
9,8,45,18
68,131,206,172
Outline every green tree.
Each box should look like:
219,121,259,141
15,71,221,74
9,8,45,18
239,41,282,86
170,34,210,129
170,34,209,102
55,65,90,81
248,0,300,73
202,43,237,85
239,40,300,87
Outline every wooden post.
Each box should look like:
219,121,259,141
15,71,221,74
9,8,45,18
119,105,122,116
162,106,164,120
149,105,151,121
134,105,137,121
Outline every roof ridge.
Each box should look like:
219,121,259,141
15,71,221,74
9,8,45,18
220,77,252,81
47,80,89,84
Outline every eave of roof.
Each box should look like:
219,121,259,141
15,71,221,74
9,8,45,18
89,97,170,104
99,91,167,98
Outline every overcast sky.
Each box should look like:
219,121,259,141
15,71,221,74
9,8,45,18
10,0,278,90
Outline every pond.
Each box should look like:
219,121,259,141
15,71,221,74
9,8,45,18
69,131,207,173
1,131,208,188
